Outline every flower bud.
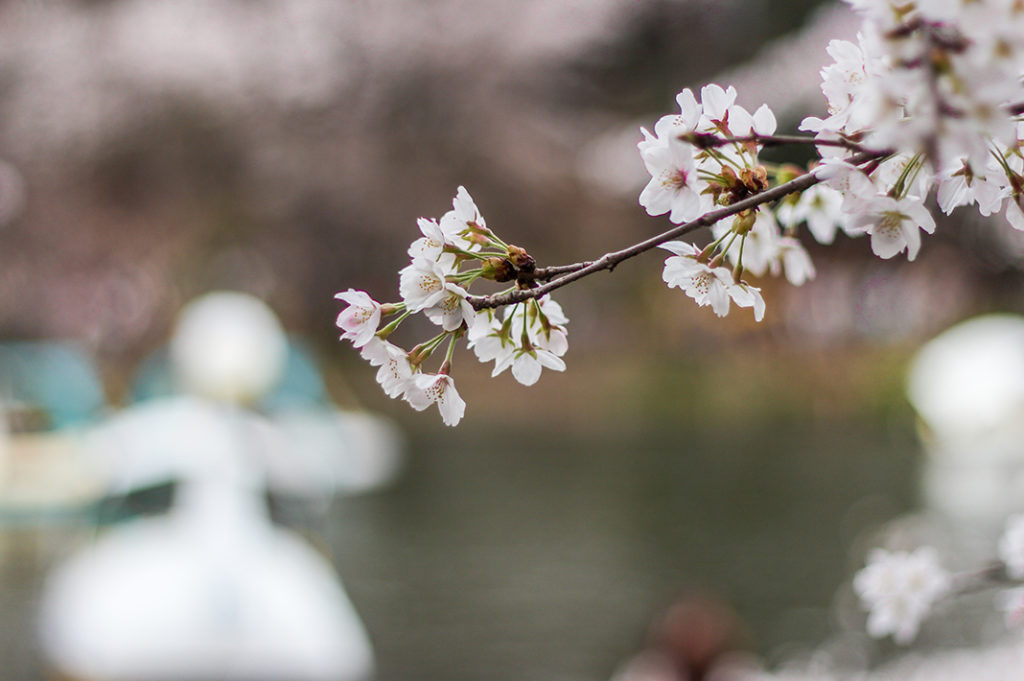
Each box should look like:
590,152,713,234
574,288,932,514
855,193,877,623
481,257,516,282
732,210,757,235
507,245,536,272
740,165,769,193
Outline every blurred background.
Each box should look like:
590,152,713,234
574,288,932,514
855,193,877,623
4,0,1024,679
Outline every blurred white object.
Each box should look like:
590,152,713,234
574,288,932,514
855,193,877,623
271,409,404,499
161,291,403,497
907,314,1024,529
170,291,288,405
38,396,374,681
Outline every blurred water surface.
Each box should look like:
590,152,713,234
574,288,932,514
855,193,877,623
324,418,917,681
0,415,916,681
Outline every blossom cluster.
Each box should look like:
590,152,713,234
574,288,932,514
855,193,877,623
854,513,1024,644
634,0,1024,324
337,0,1024,430
802,0,1024,254
336,187,568,426
638,84,805,320
854,547,951,643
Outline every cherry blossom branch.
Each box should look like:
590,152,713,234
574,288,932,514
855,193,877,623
688,131,871,153
469,148,888,310
948,562,1016,597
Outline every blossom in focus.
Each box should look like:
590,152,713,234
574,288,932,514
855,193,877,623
360,337,415,399
404,373,466,427
661,241,734,317
651,88,702,140
334,289,383,348
467,309,514,365
854,547,951,644
398,258,474,330
486,298,570,386
639,134,706,224
409,217,457,270
439,185,488,250
494,346,566,387
660,241,763,320
422,285,476,332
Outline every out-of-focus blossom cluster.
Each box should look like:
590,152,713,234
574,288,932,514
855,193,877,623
854,514,1024,645
853,547,950,643
336,188,568,426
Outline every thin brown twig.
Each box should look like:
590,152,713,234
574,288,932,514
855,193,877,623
690,132,869,153
468,148,888,310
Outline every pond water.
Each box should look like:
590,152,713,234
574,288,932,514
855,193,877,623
326,418,918,681
0,416,918,680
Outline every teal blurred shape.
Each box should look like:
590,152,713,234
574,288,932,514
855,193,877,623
0,341,107,430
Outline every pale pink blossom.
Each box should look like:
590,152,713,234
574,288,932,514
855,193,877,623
359,338,415,399
849,195,937,261
334,289,383,348
404,373,466,426
439,185,487,250
408,217,457,271
399,259,474,330
639,135,706,224
494,347,566,386
661,241,735,317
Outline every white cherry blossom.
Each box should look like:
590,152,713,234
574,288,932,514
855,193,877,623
638,134,706,224
467,309,514,365
650,87,702,140
422,285,476,332
849,194,937,261
399,259,474,330
399,258,448,311
494,347,566,386
729,281,766,322
698,83,739,130
359,337,415,399
659,240,766,319
334,289,382,348
854,547,951,644
439,185,488,250
404,373,466,426
408,217,456,270
936,160,1006,217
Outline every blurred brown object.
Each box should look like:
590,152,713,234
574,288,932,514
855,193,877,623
611,592,754,681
